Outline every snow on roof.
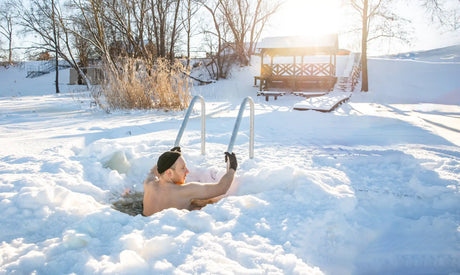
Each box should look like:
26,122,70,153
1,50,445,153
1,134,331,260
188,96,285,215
258,34,338,49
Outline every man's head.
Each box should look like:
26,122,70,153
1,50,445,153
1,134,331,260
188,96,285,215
157,148,189,184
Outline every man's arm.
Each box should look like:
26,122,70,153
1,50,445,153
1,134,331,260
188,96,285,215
182,152,237,201
190,196,222,209
183,169,235,200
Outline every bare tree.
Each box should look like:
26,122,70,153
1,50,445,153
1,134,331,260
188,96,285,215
151,0,167,57
247,0,280,59
149,0,183,59
200,0,228,79
58,9,93,89
16,0,63,93
74,34,90,67
169,0,182,61
99,0,152,60
421,0,460,30
15,0,92,89
219,0,280,65
51,0,60,93
218,0,249,65
351,0,410,91
69,0,116,70
182,0,200,67
199,0,280,79
0,1,16,65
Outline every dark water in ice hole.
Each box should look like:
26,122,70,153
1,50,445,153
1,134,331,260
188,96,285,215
111,192,144,216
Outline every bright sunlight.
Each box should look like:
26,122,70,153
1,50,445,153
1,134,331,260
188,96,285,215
266,0,344,37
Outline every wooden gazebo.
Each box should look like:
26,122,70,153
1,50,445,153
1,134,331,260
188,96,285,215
255,34,338,92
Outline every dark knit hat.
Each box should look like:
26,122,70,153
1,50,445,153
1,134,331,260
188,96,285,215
157,148,181,174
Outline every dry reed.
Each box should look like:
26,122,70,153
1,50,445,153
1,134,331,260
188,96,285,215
97,58,191,111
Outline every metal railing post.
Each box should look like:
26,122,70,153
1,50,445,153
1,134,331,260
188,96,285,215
227,96,254,159
174,95,206,155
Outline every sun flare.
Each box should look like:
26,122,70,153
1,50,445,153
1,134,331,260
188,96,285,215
268,0,343,36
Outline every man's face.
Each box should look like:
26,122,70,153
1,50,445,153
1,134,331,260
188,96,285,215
169,156,189,185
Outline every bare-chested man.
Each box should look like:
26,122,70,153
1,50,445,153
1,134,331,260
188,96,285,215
142,147,237,216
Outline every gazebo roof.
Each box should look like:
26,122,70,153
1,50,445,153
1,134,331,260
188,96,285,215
257,34,338,56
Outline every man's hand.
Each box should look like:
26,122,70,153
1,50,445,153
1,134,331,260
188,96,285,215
225,152,237,171
170,146,181,152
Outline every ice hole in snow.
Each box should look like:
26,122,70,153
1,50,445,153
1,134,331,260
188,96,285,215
111,167,226,216
112,191,144,216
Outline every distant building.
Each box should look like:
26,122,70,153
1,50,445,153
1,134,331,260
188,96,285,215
69,67,103,85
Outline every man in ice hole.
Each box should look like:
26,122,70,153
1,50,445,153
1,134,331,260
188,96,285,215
142,147,237,216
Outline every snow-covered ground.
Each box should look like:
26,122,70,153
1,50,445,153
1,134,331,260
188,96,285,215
1,46,459,274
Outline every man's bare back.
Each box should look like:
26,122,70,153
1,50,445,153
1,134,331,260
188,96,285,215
143,148,237,216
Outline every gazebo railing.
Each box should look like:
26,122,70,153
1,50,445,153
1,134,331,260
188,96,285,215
262,63,334,77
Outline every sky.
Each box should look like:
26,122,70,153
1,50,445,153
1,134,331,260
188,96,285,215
1,0,459,59
264,0,460,55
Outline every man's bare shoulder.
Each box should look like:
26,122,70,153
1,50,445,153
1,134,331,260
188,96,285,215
144,171,158,184
144,177,158,188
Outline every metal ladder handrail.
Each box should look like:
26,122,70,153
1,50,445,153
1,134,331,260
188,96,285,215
227,96,255,159
174,95,206,155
